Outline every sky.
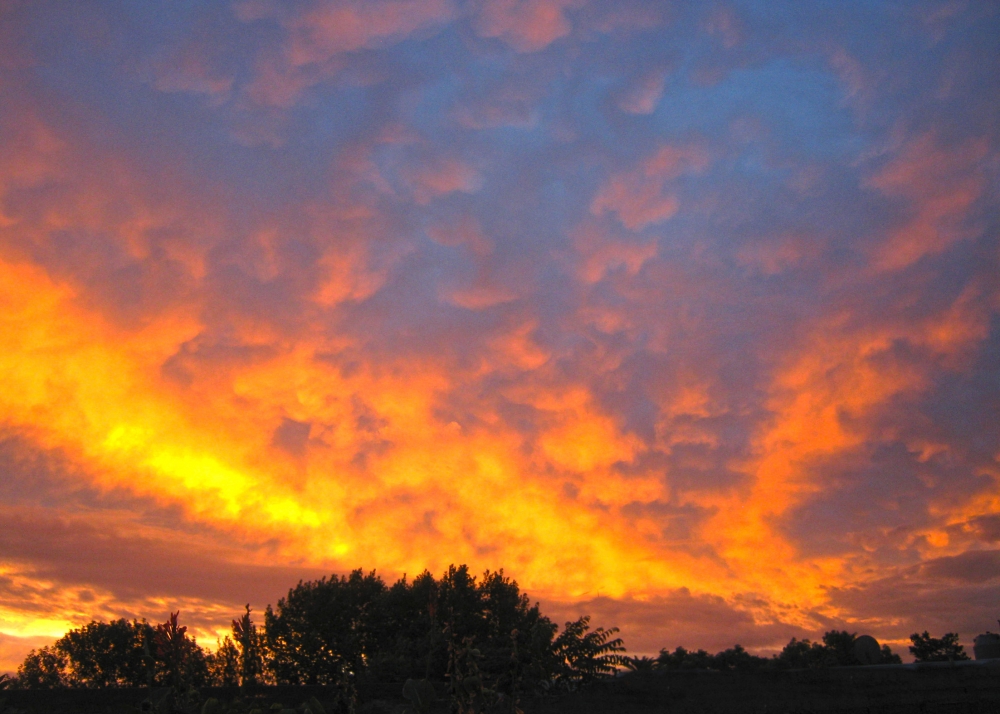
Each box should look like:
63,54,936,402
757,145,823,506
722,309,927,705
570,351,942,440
0,0,998,670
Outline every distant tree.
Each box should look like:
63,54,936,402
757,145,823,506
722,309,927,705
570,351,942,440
909,631,969,662
711,644,769,671
623,655,658,671
0,673,12,690
654,644,768,671
881,644,902,664
775,638,836,669
656,646,714,670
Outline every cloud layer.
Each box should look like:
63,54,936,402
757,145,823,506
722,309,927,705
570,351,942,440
0,0,998,668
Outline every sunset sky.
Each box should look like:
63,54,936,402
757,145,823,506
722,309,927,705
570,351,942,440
1,0,998,670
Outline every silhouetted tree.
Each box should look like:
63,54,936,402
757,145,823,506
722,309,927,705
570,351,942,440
775,638,836,669
206,637,240,686
152,612,208,688
909,631,969,662
16,564,628,699
821,630,861,666
712,644,769,671
16,646,66,689
376,570,442,681
264,569,388,685
17,619,157,689
656,646,714,670
881,644,902,664
58,619,154,687
623,655,658,671
550,616,627,684
231,604,264,686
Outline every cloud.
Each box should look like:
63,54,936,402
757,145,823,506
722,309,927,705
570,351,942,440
591,145,710,230
235,0,456,107
616,68,668,115
868,133,989,271
0,0,997,658
471,0,582,53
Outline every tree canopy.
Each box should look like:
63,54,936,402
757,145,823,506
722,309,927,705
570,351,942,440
908,631,969,662
14,564,626,699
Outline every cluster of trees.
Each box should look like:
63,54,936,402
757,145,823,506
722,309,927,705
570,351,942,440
14,565,626,703
908,631,969,662
625,629,970,672
626,631,901,672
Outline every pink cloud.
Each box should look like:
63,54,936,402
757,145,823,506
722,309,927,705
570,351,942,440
401,156,484,204
236,0,455,106
472,0,583,53
570,219,658,283
867,133,989,271
617,68,668,115
591,145,710,230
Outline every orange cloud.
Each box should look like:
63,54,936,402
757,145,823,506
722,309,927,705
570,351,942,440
591,145,710,230
869,133,988,271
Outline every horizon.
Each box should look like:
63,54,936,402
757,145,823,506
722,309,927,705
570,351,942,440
1,0,998,674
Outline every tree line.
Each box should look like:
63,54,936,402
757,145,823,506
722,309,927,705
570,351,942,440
627,631,966,672
12,565,626,703
6,564,975,700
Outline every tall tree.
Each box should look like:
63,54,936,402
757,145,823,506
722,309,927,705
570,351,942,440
152,612,208,688
264,569,388,685
231,605,264,686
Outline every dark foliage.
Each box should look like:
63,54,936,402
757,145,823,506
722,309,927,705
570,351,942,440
231,604,265,686
881,644,903,664
153,611,208,689
16,614,207,690
262,564,622,702
650,631,902,673
206,637,240,687
264,568,388,686
550,615,628,684
909,631,970,662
